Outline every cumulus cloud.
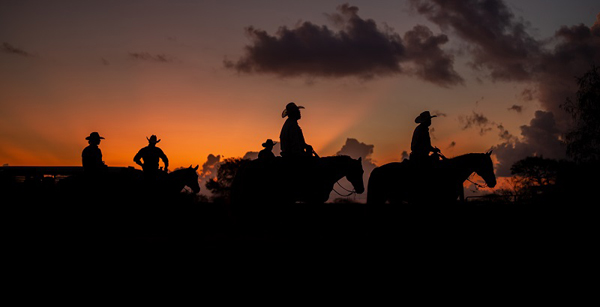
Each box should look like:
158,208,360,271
242,151,258,160
197,154,222,197
334,138,379,202
242,142,282,160
226,4,462,86
336,137,378,179
129,52,174,63
1,42,32,57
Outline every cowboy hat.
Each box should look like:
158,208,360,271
282,102,305,118
147,135,161,144
262,139,277,147
415,111,437,123
85,132,105,140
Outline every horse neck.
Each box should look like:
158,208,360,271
447,154,483,181
321,156,352,183
167,169,187,186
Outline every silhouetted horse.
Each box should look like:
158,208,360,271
232,155,365,205
367,152,496,205
161,165,201,195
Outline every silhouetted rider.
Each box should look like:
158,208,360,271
258,139,277,160
82,132,107,175
134,135,169,180
410,111,441,167
280,102,315,158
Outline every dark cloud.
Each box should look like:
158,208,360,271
508,105,523,113
411,0,600,121
1,42,32,57
226,4,462,86
497,124,516,142
535,14,600,125
492,111,565,176
129,52,174,63
412,0,599,171
410,0,541,82
460,111,493,135
402,25,464,86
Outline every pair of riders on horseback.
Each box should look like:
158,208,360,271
82,132,169,182
277,102,440,170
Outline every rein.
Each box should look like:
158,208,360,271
466,174,487,189
333,180,356,197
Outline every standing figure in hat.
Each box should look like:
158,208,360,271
280,102,315,158
410,111,441,167
134,135,169,180
82,132,107,175
258,139,277,160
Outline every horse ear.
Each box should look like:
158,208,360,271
189,164,192,168
358,157,362,162
194,165,199,171
486,150,493,156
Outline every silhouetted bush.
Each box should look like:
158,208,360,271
205,157,250,203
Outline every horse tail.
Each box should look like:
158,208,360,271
367,166,386,205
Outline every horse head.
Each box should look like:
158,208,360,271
475,151,496,188
345,157,365,194
173,165,201,194
188,165,201,193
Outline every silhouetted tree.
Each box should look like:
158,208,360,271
561,65,600,163
509,156,560,202
205,157,250,202
511,156,559,187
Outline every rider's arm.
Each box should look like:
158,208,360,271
160,149,169,170
133,149,144,167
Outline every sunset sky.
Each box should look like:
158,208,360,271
2,0,599,196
